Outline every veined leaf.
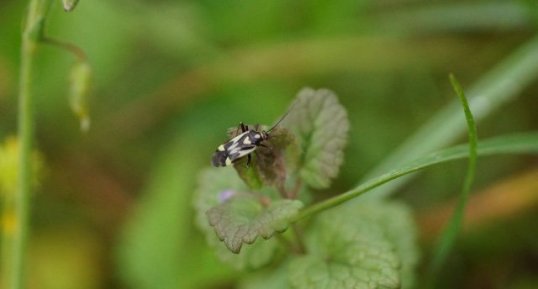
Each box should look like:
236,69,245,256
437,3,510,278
194,168,300,269
351,201,419,289
289,201,418,289
282,87,349,189
207,194,303,253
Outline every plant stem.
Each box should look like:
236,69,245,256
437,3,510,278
10,1,50,288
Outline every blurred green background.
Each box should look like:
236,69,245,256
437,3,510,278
1,0,538,288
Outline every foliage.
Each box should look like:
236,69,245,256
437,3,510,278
194,88,419,287
281,88,349,189
193,86,538,289
2,1,538,289
289,201,418,289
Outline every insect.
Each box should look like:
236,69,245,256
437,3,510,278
211,104,295,167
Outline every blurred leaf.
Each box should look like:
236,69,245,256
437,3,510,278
375,2,532,33
233,159,264,190
194,168,284,270
207,193,303,253
117,139,231,289
289,201,418,289
282,87,349,189
523,0,538,22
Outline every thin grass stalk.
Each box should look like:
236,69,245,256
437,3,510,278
8,1,51,288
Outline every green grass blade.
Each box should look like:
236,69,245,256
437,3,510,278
358,36,538,200
425,75,477,287
292,132,538,222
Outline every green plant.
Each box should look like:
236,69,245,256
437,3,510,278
2,1,89,289
193,83,538,289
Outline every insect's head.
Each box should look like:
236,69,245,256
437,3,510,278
251,130,269,143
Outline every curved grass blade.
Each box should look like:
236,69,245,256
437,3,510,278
292,132,538,222
426,75,477,287
358,36,538,200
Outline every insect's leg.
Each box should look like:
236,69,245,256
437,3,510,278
246,154,252,168
240,122,248,132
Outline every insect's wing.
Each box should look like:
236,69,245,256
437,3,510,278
228,145,256,163
212,150,228,167
212,131,258,167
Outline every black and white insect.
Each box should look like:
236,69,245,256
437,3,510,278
211,105,295,168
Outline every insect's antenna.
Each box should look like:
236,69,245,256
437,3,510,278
267,100,298,132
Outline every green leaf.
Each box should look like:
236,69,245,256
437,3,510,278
283,87,349,189
354,201,419,289
207,194,303,253
194,168,299,269
289,201,418,289
293,133,538,222
116,139,233,289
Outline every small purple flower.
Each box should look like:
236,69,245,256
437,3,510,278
218,190,236,203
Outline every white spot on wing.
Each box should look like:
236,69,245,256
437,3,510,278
231,131,248,143
218,145,225,151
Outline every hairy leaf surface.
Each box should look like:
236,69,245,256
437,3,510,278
283,87,349,189
207,194,303,253
289,201,418,289
195,168,301,269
